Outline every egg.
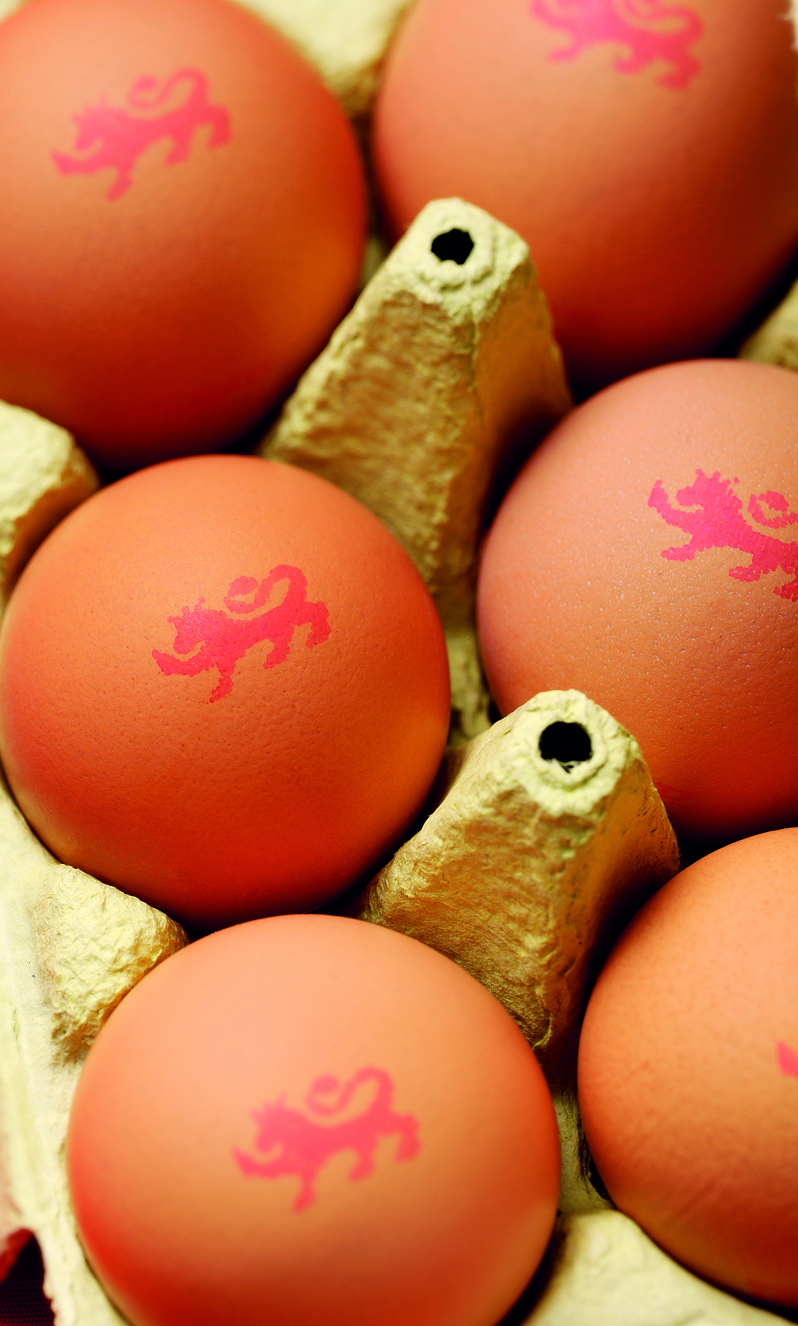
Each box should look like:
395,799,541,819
476,358,798,844
0,454,450,928
67,912,561,1326
372,0,798,392
0,0,366,471
577,827,798,1306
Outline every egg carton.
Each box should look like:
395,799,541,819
0,2,797,1325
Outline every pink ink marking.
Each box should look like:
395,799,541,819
152,565,330,703
52,68,230,200
653,781,692,804
233,1066,421,1212
529,0,702,89
648,470,798,601
748,490,798,531
777,1040,798,1079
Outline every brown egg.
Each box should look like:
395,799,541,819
578,828,798,1306
68,913,561,1326
373,0,798,391
476,359,798,844
0,455,450,929
0,0,366,471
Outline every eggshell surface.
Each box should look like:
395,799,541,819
373,0,798,390
67,913,561,1326
476,359,798,843
0,0,366,470
577,828,798,1305
0,455,450,928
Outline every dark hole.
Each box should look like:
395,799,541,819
430,229,474,265
538,721,592,773
0,1236,55,1324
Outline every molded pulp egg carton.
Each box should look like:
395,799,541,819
0,1,797,1323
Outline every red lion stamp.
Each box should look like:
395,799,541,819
649,470,798,601
152,565,330,702
233,1066,421,1212
529,0,703,89
778,1041,798,1080
52,68,230,200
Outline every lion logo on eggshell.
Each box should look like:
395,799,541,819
52,68,231,200
649,470,798,601
152,565,330,702
233,1066,421,1211
778,1041,798,1080
530,0,703,89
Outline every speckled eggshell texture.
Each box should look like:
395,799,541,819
67,913,561,1326
577,828,798,1307
0,455,450,929
373,0,798,391
476,358,798,844
0,0,366,470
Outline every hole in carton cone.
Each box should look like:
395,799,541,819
430,229,474,265
539,722,592,773
0,1236,54,1324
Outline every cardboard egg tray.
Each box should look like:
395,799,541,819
1,1,798,1322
